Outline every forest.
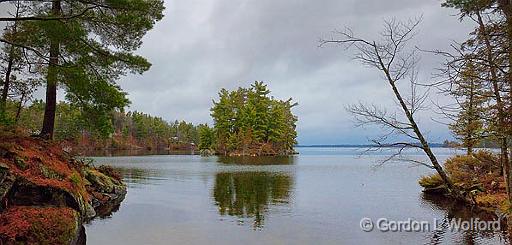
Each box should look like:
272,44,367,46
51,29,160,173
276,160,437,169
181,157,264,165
3,99,201,151
0,1,204,152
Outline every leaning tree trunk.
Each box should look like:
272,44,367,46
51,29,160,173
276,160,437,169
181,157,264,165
389,80,458,195
40,0,61,139
374,50,460,199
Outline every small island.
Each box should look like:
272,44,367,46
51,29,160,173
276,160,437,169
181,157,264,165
198,81,298,157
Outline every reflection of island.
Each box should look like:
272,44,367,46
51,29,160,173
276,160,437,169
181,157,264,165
217,156,296,165
213,172,294,228
420,193,509,244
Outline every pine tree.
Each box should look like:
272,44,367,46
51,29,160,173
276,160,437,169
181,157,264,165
448,61,487,155
0,0,165,139
210,81,297,156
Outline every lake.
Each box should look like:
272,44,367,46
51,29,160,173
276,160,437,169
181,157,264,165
85,147,509,245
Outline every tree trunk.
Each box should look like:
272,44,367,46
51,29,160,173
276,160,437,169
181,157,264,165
14,93,24,123
374,48,460,199
467,78,475,156
476,10,512,203
0,51,14,112
39,0,61,139
0,1,20,114
467,146,473,156
497,0,512,206
389,80,458,196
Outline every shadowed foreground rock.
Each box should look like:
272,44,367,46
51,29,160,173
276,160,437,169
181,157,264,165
0,130,126,244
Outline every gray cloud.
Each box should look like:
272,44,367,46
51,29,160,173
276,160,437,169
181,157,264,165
101,0,472,144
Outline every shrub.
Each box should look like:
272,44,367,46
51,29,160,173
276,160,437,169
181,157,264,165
0,207,79,244
444,150,500,187
475,193,509,213
418,174,444,188
419,150,503,195
0,111,14,126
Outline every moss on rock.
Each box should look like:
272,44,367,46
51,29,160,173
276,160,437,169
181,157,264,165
0,206,81,244
0,133,126,243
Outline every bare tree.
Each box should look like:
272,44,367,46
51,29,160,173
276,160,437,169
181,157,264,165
320,18,463,199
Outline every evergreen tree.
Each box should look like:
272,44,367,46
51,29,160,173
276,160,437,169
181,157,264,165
0,0,165,139
448,61,487,154
210,81,297,156
198,124,215,150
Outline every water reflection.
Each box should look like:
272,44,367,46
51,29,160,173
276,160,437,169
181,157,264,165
213,172,293,229
117,167,165,184
81,149,196,157
85,149,512,244
217,156,296,165
93,202,123,220
421,193,509,245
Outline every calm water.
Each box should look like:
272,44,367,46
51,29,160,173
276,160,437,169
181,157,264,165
85,147,509,245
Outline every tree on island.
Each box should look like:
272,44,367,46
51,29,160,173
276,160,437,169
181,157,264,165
203,81,298,156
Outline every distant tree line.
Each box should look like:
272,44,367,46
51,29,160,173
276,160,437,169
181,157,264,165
2,99,201,151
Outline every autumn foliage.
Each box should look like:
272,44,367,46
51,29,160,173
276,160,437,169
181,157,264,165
419,150,508,211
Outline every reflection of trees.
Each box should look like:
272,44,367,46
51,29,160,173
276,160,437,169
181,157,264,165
217,156,296,165
83,149,195,157
421,193,509,244
116,168,166,186
213,172,293,228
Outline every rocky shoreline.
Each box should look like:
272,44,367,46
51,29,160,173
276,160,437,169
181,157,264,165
0,132,126,244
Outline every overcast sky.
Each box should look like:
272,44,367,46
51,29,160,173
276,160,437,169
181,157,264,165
1,0,472,145
117,0,475,145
